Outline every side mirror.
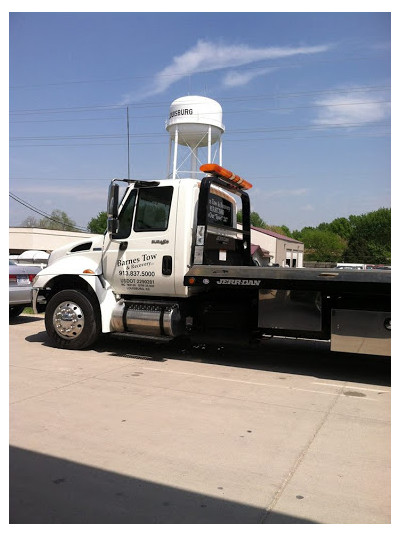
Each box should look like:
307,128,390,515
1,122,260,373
107,183,119,236
107,182,119,218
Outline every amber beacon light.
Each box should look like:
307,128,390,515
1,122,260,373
200,164,253,190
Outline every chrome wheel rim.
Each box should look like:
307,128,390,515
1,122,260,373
53,301,85,340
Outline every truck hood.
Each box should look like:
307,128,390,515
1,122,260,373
41,234,105,276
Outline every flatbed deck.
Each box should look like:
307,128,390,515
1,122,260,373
184,265,391,293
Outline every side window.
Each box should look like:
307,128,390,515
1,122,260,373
115,190,137,239
134,187,173,232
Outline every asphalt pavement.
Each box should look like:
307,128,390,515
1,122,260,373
9,314,391,524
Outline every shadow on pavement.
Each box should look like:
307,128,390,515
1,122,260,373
25,328,390,387
96,335,391,387
10,445,316,524
9,314,44,325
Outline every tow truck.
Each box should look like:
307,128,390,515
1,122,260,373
33,164,391,356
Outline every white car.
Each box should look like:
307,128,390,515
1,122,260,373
9,260,41,317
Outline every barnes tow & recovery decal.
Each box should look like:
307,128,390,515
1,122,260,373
118,253,157,291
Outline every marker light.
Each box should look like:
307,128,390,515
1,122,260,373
200,164,252,190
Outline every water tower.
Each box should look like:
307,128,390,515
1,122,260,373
166,96,225,180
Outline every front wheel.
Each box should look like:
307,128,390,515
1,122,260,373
45,289,101,349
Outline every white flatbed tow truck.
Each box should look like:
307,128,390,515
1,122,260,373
32,163,390,357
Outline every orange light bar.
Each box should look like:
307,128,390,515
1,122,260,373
200,163,252,190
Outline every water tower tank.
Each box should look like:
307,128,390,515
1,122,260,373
166,96,224,147
166,96,225,180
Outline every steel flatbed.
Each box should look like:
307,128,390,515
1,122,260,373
184,265,391,294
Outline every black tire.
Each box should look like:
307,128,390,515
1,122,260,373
9,305,25,318
45,289,101,350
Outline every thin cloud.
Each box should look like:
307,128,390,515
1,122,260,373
222,67,276,88
123,40,332,101
312,90,391,127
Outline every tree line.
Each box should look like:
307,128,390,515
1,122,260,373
21,206,391,265
238,207,391,264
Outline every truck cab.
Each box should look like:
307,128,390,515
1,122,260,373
102,172,250,297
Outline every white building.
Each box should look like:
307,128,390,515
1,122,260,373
238,225,304,267
250,226,304,267
9,227,99,256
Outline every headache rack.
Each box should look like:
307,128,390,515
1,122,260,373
194,165,253,267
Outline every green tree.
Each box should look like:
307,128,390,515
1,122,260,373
291,229,303,241
265,224,292,237
21,210,79,231
20,215,39,228
87,211,108,234
237,210,267,228
37,209,78,231
300,228,347,262
318,217,353,240
279,225,292,237
343,208,390,264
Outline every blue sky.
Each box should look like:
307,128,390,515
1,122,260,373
9,10,391,232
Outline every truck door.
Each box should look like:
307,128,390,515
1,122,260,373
102,185,177,297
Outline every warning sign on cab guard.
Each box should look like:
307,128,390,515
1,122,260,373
216,278,261,286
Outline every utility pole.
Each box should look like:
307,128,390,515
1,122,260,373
126,106,131,180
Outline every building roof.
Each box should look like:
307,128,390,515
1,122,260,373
251,244,270,257
251,226,303,244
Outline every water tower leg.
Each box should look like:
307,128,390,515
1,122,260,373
219,138,223,165
173,128,179,180
191,147,198,179
208,125,212,163
167,136,172,179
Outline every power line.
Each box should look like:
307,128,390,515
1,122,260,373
11,177,113,181
218,85,390,103
9,130,391,149
9,192,88,231
9,118,391,143
228,121,390,135
9,131,391,151
9,53,389,90
9,173,294,181
10,116,124,124
9,85,390,116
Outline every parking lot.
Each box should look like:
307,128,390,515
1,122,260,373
9,313,391,524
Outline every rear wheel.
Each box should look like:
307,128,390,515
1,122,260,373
45,289,101,349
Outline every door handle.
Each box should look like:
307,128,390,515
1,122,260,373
162,256,173,275
119,241,128,251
